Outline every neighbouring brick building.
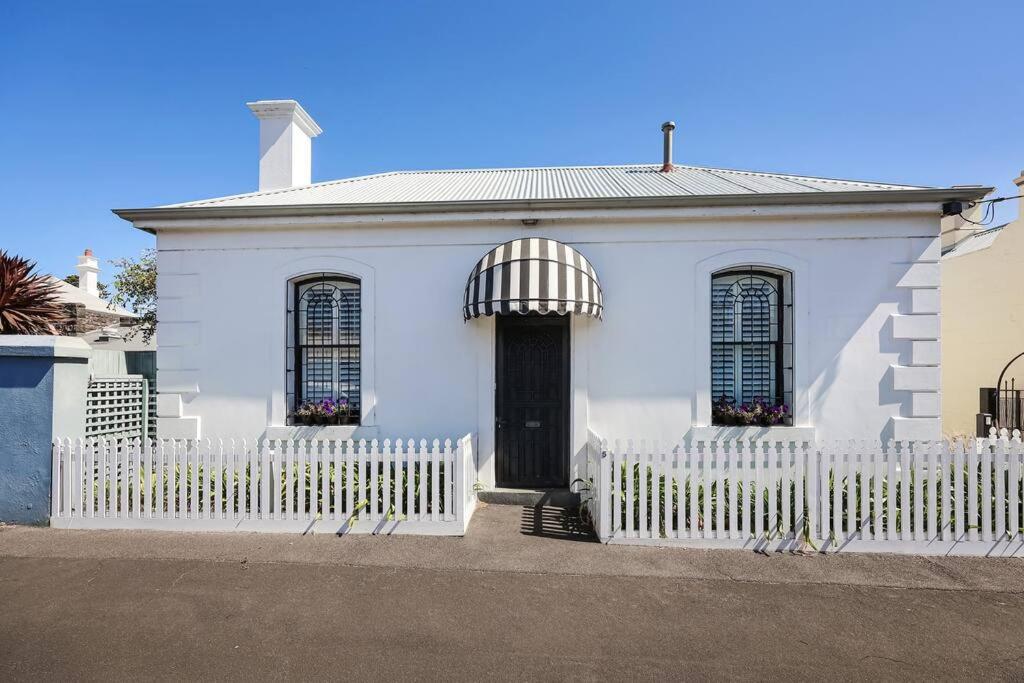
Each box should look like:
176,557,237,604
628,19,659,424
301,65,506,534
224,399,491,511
52,249,136,334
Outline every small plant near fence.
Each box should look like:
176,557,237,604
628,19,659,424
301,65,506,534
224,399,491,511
51,436,477,535
586,431,1024,556
610,459,1024,544
82,455,443,520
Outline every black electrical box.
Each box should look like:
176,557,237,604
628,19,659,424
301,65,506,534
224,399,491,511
977,412,993,438
942,200,965,217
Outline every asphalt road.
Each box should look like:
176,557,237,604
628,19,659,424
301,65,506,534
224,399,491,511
2,506,1024,681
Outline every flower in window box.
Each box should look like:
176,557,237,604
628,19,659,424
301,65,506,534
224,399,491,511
291,397,353,425
323,398,352,425
712,395,789,427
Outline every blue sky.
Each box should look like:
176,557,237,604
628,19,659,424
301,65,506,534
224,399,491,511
1,1,1021,281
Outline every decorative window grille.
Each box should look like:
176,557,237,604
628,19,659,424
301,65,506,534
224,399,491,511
287,274,361,423
711,267,793,416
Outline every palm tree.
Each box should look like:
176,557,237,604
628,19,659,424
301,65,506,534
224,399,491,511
0,250,69,335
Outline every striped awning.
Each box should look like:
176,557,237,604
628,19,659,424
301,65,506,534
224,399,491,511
463,238,603,320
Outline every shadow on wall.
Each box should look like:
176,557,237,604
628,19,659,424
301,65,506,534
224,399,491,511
877,365,898,443
805,305,903,444
876,313,906,441
0,360,50,389
577,240,921,443
257,424,387,443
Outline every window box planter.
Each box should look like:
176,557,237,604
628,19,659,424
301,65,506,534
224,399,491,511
712,397,790,428
288,399,357,427
265,424,378,441
289,414,359,427
689,425,816,444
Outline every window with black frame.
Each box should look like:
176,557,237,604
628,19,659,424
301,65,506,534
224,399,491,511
288,274,361,426
711,267,792,426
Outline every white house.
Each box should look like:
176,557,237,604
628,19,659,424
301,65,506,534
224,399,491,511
114,100,989,491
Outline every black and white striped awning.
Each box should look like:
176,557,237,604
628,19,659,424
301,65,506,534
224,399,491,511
463,238,603,320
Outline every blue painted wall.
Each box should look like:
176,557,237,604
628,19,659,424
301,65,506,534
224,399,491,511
0,338,90,524
0,354,55,524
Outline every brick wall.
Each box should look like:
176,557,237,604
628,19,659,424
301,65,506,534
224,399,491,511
62,303,127,335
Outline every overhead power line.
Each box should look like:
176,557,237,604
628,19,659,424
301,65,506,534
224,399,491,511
956,193,1022,227
972,194,1023,205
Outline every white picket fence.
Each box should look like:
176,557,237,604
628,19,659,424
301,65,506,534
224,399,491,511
51,435,478,535
586,430,1024,556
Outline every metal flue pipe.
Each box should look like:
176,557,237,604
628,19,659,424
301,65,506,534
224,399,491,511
660,121,676,172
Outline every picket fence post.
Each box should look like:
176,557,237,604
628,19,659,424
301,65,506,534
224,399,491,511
599,443,612,542
1009,430,1021,542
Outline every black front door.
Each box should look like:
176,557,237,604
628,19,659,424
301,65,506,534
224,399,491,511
495,315,570,488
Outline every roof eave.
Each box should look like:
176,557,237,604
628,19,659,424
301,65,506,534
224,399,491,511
114,186,994,228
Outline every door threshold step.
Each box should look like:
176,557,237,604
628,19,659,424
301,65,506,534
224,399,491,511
478,488,580,508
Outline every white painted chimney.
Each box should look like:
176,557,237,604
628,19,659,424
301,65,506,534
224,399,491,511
246,100,322,192
76,248,99,297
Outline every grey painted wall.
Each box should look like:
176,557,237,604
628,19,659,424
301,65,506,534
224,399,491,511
0,337,90,524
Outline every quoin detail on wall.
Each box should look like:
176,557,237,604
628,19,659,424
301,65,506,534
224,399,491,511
891,237,942,441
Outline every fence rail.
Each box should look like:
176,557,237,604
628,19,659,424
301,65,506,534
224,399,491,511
586,430,1024,556
51,435,477,535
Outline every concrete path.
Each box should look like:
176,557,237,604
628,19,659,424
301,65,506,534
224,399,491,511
2,505,1024,680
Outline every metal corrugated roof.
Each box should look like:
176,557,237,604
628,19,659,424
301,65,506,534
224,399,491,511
941,224,1007,259
164,164,928,208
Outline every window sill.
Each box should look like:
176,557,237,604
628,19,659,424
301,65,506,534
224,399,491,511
265,425,380,441
689,425,816,443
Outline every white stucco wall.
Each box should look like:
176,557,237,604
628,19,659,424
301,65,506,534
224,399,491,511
147,204,942,487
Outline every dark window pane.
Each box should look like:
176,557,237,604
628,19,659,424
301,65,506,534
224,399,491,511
294,276,361,421
711,268,790,412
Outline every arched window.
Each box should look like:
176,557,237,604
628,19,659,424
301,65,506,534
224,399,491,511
288,274,361,424
711,267,792,423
